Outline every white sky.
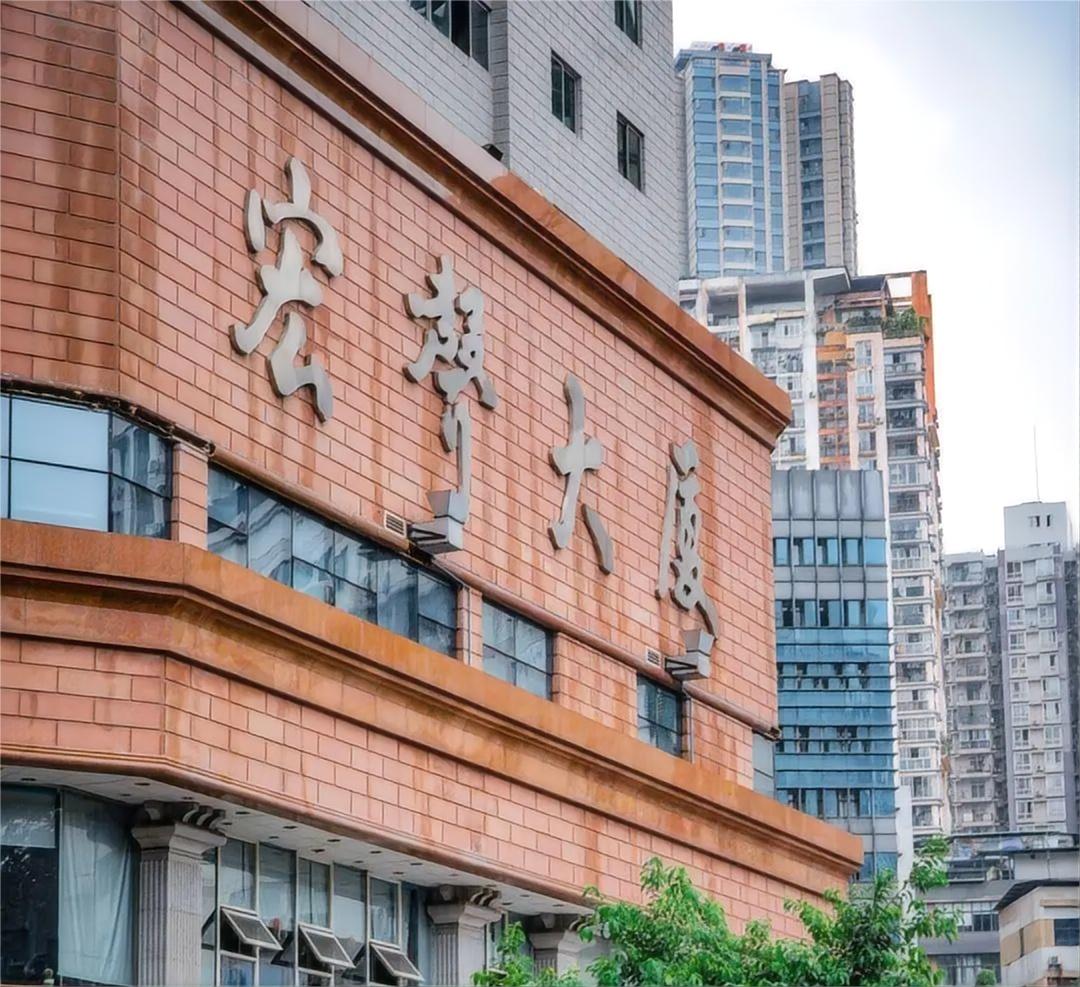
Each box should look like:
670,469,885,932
672,0,1080,554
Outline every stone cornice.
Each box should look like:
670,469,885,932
1,521,861,895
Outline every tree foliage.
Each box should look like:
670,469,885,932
475,838,957,987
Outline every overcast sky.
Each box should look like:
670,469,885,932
673,0,1080,554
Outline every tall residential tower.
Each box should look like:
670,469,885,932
676,43,787,279
783,75,857,273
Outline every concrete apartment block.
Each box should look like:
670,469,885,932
314,0,684,295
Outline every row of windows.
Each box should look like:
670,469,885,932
774,535,887,567
776,598,888,629
1,395,171,538
408,0,490,69
778,787,896,819
2,399,684,759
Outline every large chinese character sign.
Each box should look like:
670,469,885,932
233,158,341,421
403,255,497,553
657,440,720,680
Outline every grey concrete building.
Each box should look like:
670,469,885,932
921,831,1079,987
313,0,684,294
783,75,857,274
944,552,1008,835
943,502,1080,841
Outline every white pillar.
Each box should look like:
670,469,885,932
132,820,225,986
427,890,502,986
527,917,584,976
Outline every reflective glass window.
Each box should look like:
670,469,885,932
638,676,682,756
482,602,552,699
207,468,457,656
2,396,171,537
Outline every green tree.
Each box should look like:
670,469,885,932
472,921,582,987
974,970,998,986
477,838,957,987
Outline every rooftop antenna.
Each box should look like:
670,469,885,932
1033,425,1041,501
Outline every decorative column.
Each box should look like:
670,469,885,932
131,802,226,987
526,915,584,976
427,886,502,986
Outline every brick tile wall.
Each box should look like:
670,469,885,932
0,635,808,934
1,2,775,789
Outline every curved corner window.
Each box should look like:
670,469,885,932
1,394,171,538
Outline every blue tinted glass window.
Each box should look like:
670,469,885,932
769,148,781,167
723,204,753,221
721,140,751,157
773,538,790,565
638,677,682,756
483,602,551,698
749,76,762,95
800,115,822,137
696,184,719,202
796,599,817,627
694,162,717,181
845,600,864,626
696,250,720,268
818,599,842,627
842,538,862,565
4,396,170,538
803,180,824,199
754,251,766,268
693,119,716,138
719,97,750,114
775,599,793,627
816,537,839,565
804,222,825,241
692,76,714,94
722,161,751,180
697,206,720,223
207,467,456,656
724,226,752,243
753,186,765,203
723,247,753,264
864,538,887,565
754,230,765,248
720,118,750,136
866,600,888,626
772,235,784,254
698,227,720,244
721,183,752,200
718,75,749,93
693,98,713,115
770,169,782,188
696,141,718,158
754,207,765,226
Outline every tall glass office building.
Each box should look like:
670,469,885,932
676,43,787,278
772,469,907,879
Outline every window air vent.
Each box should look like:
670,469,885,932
383,511,407,537
645,649,663,667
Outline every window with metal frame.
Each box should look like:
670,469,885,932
550,53,579,131
613,0,641,43
409,0,490,69
482,602,552,698
637,676,683,756
207,467,457,657
616,113,644,190
1,393,171,538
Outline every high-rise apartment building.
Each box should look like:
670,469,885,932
943,553,1008,835
676,43,787,279
313,0,684,294
772,469,910,879
783,75,857,273
944,503,1079,838
682,269,951,837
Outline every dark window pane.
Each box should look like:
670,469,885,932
515,661,549,699
419,618,455,657
208,467,247,530
259,843,295,947
220,839,256,909
1,831,59,982
773,538,789,565
334,530,376,587
516,618,549,672
483,648,512,685
378,557,416,640
335,578,376,623
208,517,247,567
418,572,455,626
110,416,170,495
10,462,108,530
220,956,255,985
369,879,398,945
293,559,334,606
449,0,470,53
11,398,108,471
111,478,169,538
410,0,427,13
248,488,292,583
470,2,489,67
332,865,365,944
430,0,449,35
1,394,9,458
294,511,334,570
299,858,330,927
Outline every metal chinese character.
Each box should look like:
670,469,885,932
233,157,342,421
548,374,614,574
657,440,720,680
403,255,497,553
